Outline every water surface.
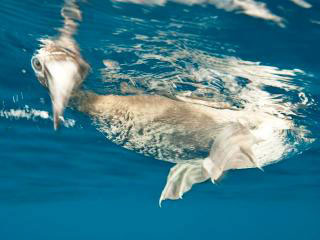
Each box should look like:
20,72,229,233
0,0,320,239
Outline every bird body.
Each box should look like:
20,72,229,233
71,91,289,164
69,91,290,204
73,92,221,161
31,1,293,204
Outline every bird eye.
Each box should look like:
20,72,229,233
32,57,42,71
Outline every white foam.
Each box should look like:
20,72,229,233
0,106,75,128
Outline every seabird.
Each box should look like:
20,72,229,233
31,1,293,205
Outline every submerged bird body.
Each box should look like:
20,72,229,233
31,3,293,204
72,91,289,164
70,90,290,203
73,92,220,161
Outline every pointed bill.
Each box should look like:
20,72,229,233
46,60,80,130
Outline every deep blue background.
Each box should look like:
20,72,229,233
0,0,320,239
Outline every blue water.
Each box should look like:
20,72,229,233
1,0,320,239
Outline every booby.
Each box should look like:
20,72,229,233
32,38,292,205
31,1,292,205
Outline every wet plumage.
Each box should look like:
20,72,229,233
30,0,296,204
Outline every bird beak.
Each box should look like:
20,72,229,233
45,61,80,130
51,90,66,131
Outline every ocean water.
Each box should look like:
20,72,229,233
1,0,320,239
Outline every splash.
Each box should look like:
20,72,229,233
0,106,75,128
102,47,309,114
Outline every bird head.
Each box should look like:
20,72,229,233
31,39,89,130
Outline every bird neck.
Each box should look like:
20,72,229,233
69,89,103,115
